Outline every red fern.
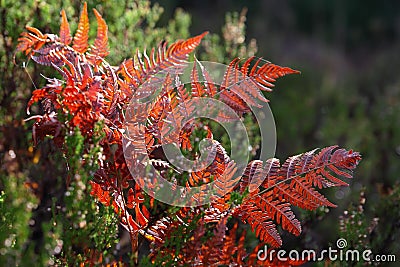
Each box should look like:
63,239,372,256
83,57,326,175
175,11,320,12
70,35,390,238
236,146,361,246
191,60,207,97
15,26,58,62
59,9,72,45
117,32,208,92
218,57,300,113
72,2,89,53
17,3,211,254
17,3,362,266
89,9,109,63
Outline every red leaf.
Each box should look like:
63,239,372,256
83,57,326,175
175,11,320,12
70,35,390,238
72,2,89,53
90,8,109,61
59,9,72,45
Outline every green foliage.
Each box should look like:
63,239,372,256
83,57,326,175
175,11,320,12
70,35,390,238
335,185,400,266
54,124,119,265
90,1,192,65
371,184,400,258
0,175,38,266
337,190,373,266
200,8,258,63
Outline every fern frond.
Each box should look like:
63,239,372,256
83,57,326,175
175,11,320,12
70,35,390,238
72,2,89,53
117,32,208,92
15,26,58,62
31,42,78,67
145,207,195,245
212,160,239,199
270,146,361,209
218,222,240,264
201,216,228,265
191,60,207,97
197,60,218,97
236,146,361,247
236,190,301,247
31,113,62,146
188,169,212,187
236,202,282,247
89,9,109,62
27,77,63,113
218,57,300,113
251,190,301,236
59,9,72,45
240,159,280,193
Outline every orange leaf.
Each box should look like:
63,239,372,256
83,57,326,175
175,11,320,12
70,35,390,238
72,2,89,53
90,9,109,60
59,9,72,45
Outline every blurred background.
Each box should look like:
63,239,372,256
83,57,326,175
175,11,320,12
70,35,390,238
1,0,399,265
